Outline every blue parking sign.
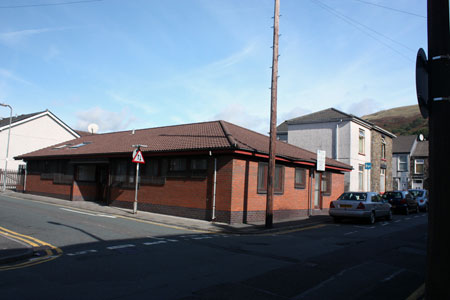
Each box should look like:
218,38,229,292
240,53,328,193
365,163,372,170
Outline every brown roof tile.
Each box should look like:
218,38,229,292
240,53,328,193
17,120,351,170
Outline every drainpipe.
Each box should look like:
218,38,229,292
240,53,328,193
23,164,27,193
210,151,217,221
335,119,342,160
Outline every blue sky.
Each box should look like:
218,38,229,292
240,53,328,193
0,0,427,134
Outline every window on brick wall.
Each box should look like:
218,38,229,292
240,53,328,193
415,159,424,174
257,163,284,194
359,129,365,155
76,165,96,182
381,137,386,160
321,172,332,195
295,167,306,189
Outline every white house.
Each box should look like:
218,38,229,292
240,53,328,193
0,110,80,171
277,108,395,192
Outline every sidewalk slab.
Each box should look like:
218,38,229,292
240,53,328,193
1,190,333,235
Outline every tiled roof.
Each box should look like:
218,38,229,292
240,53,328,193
17,120,352,170
393,135,416,153
0,111,44,129
285,108,353,125
412,141,428,157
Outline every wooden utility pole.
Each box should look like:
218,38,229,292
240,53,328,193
426,1,450,298
266,0,280,228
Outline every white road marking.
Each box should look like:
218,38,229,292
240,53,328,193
143,241,167,246
405,217,411,220
381,222,389,226
60,208,116,218
107,244,135,250
344,231,358,235
413,216,420,218
353,226,375,229
67,250,98,256
395,220,401,223
192,236,213,240
382,269,405,282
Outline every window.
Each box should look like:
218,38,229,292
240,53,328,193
398,155,408,172
381,137,386,160
257,163,284,194
294,167,306,189
415,159,424,174
69,142,92,149
359,129,365,154
358,164,364,191
380,168,386,193
191,158,207,170
169,158,187,171
76,165,96,182
321,172,332,195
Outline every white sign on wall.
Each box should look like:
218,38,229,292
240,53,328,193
317,150,326,171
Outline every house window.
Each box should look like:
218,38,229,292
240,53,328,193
415,159,424,174
380,168,386,193
358,164,364,191
398,155,408,172
295,167,306,189
257,163,284,194
381,137,386,160
321,172,332,195
359,129,365,154
169,158,187,171
191,158,208,170
76,165,96,182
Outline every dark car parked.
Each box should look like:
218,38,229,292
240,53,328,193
382,191,419,215
409,189,428,212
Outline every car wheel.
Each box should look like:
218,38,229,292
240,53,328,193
386,210,393,221
368,212,376,224
415,205,420,214
404,207,409,215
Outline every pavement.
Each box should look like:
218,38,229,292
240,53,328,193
0,189,332,265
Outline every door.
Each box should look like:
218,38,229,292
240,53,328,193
96,166,109,203
314,172,322,209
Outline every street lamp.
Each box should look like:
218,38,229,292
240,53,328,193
0,103,12,192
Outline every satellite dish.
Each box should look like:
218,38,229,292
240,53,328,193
419,134,424,141
87,123,99,134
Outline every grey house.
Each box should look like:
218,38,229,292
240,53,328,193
277,108,396,193
392,135,429,190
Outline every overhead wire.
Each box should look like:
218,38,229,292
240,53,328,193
310,0,414,62
353,0,426,19
0,0,109,9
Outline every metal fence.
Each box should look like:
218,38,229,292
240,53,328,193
0,169,23,190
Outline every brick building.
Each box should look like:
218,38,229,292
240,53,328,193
16,120,351,224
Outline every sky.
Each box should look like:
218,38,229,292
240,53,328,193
0,0,427,134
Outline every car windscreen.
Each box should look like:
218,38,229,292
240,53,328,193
382,192,402,199
338,193,367,201
409,190,424,197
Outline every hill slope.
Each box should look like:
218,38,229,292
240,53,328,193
362,105,428,137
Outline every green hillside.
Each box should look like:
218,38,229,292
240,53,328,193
362,105,428,137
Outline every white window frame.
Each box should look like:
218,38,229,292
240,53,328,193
359,129,365,155
358,164,364,191
398,155,408,172
414,159,424,174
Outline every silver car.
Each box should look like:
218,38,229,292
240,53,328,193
329,192,392,224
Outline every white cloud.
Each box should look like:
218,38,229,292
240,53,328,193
211,103,269,134
107,91,157,115
0,27,68,45
341,98,382,117
75,107,136,133
0,68,33,85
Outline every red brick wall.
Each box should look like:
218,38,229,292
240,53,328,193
321,171,345,209
25,174,72,200
72,181,97,201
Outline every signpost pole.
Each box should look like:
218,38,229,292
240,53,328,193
133,163,139,214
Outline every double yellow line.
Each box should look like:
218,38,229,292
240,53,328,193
0,226,63,271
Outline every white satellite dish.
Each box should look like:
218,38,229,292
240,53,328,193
87,123,99,134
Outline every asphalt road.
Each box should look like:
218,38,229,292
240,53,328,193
0,195,426,300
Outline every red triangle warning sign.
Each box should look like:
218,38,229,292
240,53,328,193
132,150,145,164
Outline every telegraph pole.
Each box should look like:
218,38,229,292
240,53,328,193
425,0,450,298
266,0,280,228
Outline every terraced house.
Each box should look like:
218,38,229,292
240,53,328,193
15,120,351,224
277,108,396,193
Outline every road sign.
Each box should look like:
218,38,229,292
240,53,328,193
132,150,145,164
365,162,372,170
317,150,326,171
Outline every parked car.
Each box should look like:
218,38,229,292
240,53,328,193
409,189,428,212
382,191,419,215
329,192,392,224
